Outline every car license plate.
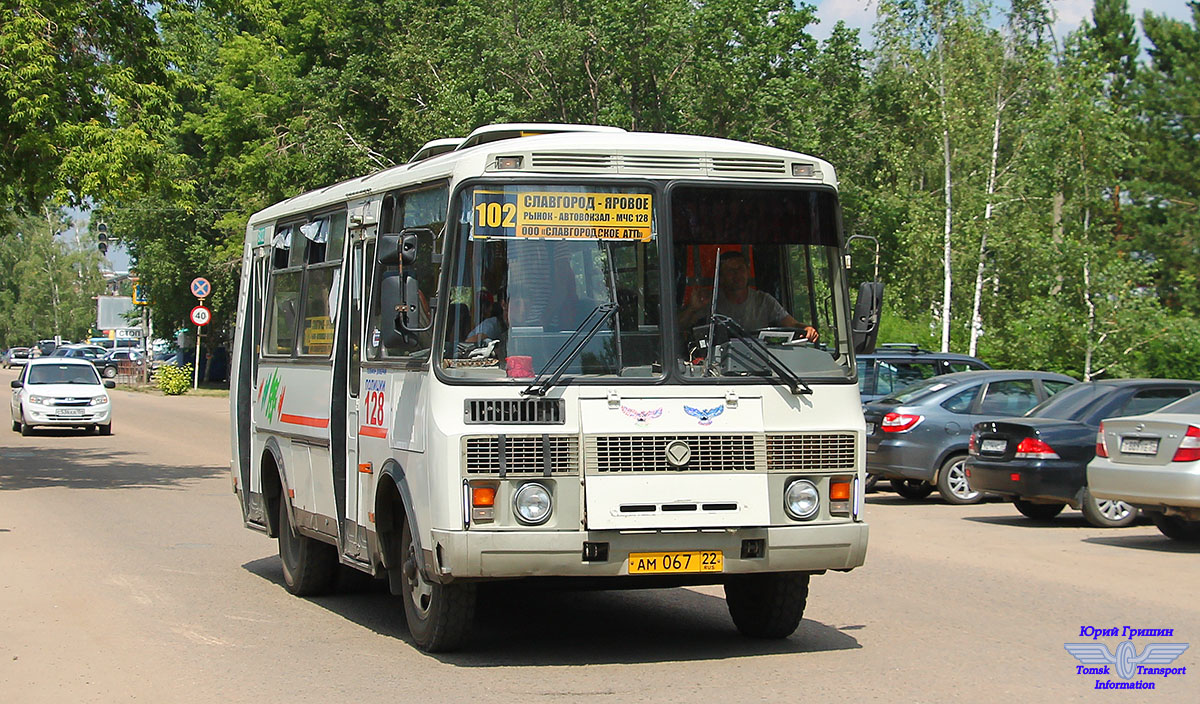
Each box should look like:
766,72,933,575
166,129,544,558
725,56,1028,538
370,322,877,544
56,408,84,416
981,439,1007,453
1120,438,1159,455
628,551,723,575
865,422,875,435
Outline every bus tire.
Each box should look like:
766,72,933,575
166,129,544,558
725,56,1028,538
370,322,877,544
724,572,809,639
277,497,337,596
400,519,475,652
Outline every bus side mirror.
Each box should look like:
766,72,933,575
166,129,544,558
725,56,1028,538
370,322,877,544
377,228,433,266
851,281,884,354
380,273,432,343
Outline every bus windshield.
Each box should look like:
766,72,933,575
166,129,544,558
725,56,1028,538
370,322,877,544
440,184,663,380
672,186,851,382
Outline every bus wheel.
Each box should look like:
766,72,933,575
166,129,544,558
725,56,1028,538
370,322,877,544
277,498,337,596
400,520,475,652
724,572,809,639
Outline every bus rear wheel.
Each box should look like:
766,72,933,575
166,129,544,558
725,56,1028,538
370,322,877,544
399,520,476,652
277,498,337,596
724,572,809,639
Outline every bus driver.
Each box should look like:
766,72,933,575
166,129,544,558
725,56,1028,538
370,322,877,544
680,250,819,341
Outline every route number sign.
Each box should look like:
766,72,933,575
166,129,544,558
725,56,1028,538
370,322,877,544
190,305,212,326
191,277,211,298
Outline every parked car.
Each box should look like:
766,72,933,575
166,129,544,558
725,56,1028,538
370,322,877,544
10,357,115,435
33,339,60,357
967,379,1200,527
865,370,1077,504
3,347,31,368
1087,391,1200,541
51,344,109,361
857,344,990,404
93,348,145,379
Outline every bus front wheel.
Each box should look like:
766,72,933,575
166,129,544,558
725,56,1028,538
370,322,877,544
277,498,337,596
400,520,476,652
724,572,809,639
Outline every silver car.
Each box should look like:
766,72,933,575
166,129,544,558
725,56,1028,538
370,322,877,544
864,370,1077,504
1088,391,1200,541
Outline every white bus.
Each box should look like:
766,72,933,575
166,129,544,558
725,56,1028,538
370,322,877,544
230,124,877,651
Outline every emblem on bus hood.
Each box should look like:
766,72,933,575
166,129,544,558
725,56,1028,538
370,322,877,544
621,405,662,426
684,404,724,426
665,440,692,467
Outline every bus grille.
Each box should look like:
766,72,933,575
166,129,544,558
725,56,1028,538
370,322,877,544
711,156,787,174
587,434,762,472
464,398,564,424
463,435,580,475
530,153,615,170
765,433,856,471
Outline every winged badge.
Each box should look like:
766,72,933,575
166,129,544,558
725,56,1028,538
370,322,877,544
1064,642,1190,680
684,404,725,426
621,405,663,425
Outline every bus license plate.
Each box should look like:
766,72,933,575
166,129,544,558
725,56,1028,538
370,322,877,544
981,439,1007,453
1120,438,1159,455
628,551,723,575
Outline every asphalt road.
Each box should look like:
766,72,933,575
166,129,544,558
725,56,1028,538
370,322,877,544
2,365,1197,703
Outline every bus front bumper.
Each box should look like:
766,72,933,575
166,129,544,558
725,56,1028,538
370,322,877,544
430,522,868,580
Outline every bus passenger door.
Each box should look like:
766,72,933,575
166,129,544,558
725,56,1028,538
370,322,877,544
342,239,369,561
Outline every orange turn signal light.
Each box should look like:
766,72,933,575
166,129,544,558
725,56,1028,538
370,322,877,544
829,480,851,501
472,486,497,507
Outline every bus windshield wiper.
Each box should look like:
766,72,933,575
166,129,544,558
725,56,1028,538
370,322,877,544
522,303,619,397
710,314,813,395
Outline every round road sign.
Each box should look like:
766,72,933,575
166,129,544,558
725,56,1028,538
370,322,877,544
190,277,211,298
190,305,212,326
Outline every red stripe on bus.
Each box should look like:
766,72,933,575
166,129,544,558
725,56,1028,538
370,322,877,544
359,425,388,438
280,413,330,428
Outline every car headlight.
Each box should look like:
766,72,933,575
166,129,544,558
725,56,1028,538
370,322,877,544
28,394,49,405
784,479,820,520
91,395,108,405
512,483,552,525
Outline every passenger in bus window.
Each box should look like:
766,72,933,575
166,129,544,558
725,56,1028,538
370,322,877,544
679,250,819,340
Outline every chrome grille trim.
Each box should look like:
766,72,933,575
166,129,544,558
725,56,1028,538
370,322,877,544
587,434,764,473
765,433,856,471
463,435,580,475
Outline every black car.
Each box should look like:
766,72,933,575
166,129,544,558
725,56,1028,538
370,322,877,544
857,344,990,404
967,379,1200,527
94,348,145,379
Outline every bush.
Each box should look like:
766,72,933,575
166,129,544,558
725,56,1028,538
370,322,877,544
156,363,193,395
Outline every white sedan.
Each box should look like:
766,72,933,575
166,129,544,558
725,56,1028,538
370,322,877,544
10,357,115,436
1088,391,1200,541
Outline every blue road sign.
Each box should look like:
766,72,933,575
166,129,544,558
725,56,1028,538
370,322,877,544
191,277,211,298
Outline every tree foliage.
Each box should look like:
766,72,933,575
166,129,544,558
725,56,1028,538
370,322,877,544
0,0,1197,380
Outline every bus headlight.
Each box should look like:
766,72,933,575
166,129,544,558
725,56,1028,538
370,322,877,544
513,483,552,525
784,479,820,520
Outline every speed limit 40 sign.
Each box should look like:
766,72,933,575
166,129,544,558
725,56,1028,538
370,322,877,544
190,305,212,326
